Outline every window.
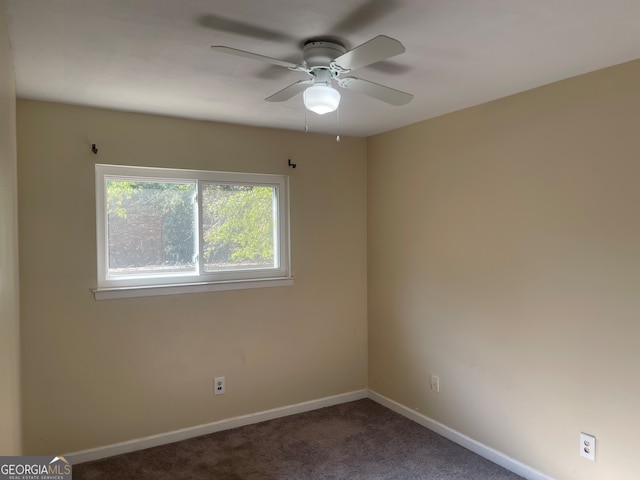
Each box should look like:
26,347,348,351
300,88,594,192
95,164,291,299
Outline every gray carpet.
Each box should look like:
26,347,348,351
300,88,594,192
73,399,524,479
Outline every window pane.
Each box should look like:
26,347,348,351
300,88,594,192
106,179,196,276
201,184,277,272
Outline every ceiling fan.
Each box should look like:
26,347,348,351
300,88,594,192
211,35,413,115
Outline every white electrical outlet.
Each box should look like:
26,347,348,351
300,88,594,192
580,432,596,461
430,375,440,393
214,376,225,395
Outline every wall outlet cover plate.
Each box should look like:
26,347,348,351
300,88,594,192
580,432,596,461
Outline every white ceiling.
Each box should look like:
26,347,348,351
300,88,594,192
5,0,640,137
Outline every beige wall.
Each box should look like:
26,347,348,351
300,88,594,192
368,59,640,480
15,38,640,478
17,100,368,454
0,1,21,456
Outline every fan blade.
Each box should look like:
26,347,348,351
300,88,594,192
198,14,295,42
339,77,413,106
333,35,405,71
266,80,312,102
211,46,303,70
330,0,400,34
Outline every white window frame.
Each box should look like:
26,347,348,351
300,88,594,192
94,164,291,299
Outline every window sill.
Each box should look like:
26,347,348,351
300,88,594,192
93,277,294,300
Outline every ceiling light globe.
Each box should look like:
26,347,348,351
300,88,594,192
303,84,341,115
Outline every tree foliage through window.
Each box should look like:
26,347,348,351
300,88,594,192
202,184,275,270
106,180,196,273
105,179,276,275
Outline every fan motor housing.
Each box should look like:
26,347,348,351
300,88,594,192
302,40,346,68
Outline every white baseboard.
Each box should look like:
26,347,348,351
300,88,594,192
68,389,368,464
367,390,554,480
69,387,553,480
